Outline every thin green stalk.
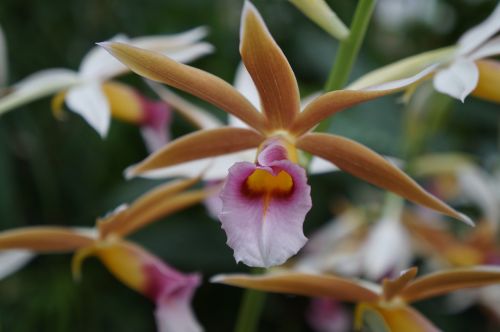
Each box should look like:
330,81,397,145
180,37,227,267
316,0,376,133
234,268,266,332
325,0,375,91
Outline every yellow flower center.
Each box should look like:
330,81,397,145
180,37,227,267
246,169,293,196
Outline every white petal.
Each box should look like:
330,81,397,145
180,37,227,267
433,59,479,102
233,62,260,110
66,83,110,137
0,250,34,279
131,26,209,50
125,149,257,181
166,42,214,64
88,28,213,81
362,216,412,280
457,166,499,232
0,69,80,114
362,64,439,92
228,63,261,128
458,3,500,55
0,25,7,86
309,156,339,174
79,34,130,80
145,81,223,130
469,35,500,60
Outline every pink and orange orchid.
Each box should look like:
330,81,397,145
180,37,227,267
0,177,211,332
213,266,500,331
99,2,471,268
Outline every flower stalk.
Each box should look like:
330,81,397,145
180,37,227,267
234,268,266,332
317,0,376,133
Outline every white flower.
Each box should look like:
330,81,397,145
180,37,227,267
350,3,500,102
0,27,213,137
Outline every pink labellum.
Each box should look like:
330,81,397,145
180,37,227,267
143,256,202,332
219,141,312,267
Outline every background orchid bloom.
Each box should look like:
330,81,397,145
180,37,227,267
0,177,209,332
0,27,213,142
213,266,500,331
294,200,413,281
100,1,471,268
349,2,500,103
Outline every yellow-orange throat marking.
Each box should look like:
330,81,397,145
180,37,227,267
245,169,294,218
246,169,293,196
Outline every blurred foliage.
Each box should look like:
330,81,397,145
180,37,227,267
0,0,498,331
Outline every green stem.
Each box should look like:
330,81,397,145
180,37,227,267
234,268,266,332
325,0,376,91
316,0,376,133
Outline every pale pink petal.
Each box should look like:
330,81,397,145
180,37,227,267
220,143,312,268
433,59,479,102
146,261,203,332
307,298,351,332
66,82,110,137
458,3,500,55
139,98,172,152
203,181,224,219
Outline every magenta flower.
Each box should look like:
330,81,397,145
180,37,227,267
100,1,472,268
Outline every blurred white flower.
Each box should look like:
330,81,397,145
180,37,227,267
0,27,213,138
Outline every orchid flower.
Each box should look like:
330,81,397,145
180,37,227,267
99,2,471,268
213,266,500,331
295,200,413,281
0,27,213,150
0,177,210,332
349,3,500,103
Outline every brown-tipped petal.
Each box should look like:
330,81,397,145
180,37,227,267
240,2,300,129
472,60,500,104
382,267,418,301
113,189,210,237
401,266,500,303
99,177,200,237
0,227,94,252
128,127,264,176
296,134,473,225
289,90,393,136
99,42,267,132
212,272,380,303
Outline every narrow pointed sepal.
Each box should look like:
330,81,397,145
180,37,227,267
240,1,300,129
296,133,473,225
127,127,264,177
98,41,267,133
